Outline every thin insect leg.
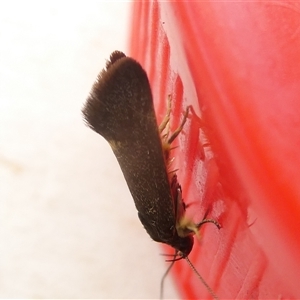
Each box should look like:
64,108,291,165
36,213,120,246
197,210,221,229
160,251,177,300
159,95,172,133
167,106,190,145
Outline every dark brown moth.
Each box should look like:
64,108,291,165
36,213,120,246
82,51,220,299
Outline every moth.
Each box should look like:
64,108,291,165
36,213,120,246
82,51,220,299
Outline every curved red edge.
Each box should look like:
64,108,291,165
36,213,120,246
129,2,300,299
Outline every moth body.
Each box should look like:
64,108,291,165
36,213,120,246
82,51,220,299
83,51,193,256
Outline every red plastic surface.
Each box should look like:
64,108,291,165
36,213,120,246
129,2,300,299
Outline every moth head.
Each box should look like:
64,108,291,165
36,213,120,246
171,235,194,258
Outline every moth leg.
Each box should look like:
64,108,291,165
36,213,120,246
177,214,221,238
167,106,190,145
160,97,189,164
195,209,221,232
196,218,221,230
159,94,172,134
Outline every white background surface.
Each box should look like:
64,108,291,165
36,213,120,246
0,1,179,298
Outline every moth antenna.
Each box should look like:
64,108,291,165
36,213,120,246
160,251,177,300
184,256,219,300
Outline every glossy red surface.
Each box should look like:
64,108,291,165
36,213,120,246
129,2,300,299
